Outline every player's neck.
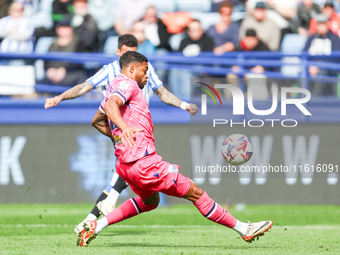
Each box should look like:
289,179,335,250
120,71,134,81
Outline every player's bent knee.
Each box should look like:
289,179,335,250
142,192,160,207
190,181,204,198
143,203,158,212
193,186,204,199
184,182,204,202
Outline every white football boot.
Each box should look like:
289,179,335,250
96,200,115,216
242,221,273,243
74,221,85,235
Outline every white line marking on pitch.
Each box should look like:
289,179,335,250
0,224,338,229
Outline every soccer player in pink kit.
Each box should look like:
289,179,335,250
77,51,273,247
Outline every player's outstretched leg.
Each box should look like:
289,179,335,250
77,192,159,247
96,172,128,215
184,181,273,243
74,172,129,234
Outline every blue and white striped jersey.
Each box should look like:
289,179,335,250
87,60,163,104
0,16,34,53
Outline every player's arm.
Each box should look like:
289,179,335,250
91,109,112,138
103,95,143,148
154,86,198,115
44,81,94,109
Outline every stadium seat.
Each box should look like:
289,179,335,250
230,2,247,22
177,0,212,12
281,34,308,53
103,36,119,55
31,0,53,29
0,65,35,95
88,0,117,31
168,33,186,51
280,34,308,77
34,36,55,81
190,12,221,30
156,0,176,14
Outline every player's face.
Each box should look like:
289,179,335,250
135,62,149,89
117,45,138,58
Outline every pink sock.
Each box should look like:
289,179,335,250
194,192,237,228
105,197,157,225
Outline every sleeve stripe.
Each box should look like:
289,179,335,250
99,105,105,114
109,91,126,104
148,63,163,90
150,71,162,85
111,63,117,77
88,79,96,86
150,74,163,90
95,76,109,88
87,72,108,88
114,61,121,74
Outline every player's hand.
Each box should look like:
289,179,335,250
187,103,198,115
45,96,61,109
121,127,144,148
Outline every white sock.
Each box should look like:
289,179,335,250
105,189,120,207
84,213,97,222
233,220,248,236
95,217,108,234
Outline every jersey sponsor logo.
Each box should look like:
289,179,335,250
119,81,130,90
113,134,122,145
118,88,126,94
168,165,179,173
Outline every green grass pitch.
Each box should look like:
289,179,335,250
1,203,340,254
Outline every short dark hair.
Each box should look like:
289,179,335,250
218,1,233,13
187,19,201,31
190,19,201,24
324,0,334,8
119,51,148,69
118,34,138,49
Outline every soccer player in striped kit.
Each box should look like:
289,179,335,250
45,34,198,234
77,51,272,247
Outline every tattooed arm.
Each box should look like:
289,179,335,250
91,109,112,138
154,86,198,115
44,81,94,109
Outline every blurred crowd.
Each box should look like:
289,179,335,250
2,0,340,53
1,0,340,95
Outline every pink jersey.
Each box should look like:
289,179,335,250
100,74,156,163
